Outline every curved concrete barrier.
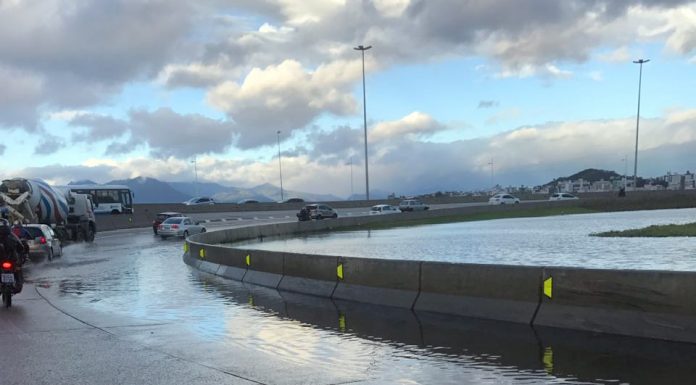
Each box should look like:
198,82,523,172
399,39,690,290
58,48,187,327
184,209,696,344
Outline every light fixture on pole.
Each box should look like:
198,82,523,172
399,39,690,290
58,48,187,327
191,156,199,197
354,44,372,201
277,130,284,202
632,58,649,190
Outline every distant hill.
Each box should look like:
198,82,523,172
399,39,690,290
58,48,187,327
546,168,620,186
68,180,98,185
107,177,191,204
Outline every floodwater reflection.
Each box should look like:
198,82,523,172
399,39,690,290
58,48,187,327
193,269,696,384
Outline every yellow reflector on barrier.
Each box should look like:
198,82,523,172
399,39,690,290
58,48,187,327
183,243,189,253
338,313,346,332
337,263,344,280
246,255,251,266
544,277,553,299
543,346,554,374
199,248,206,259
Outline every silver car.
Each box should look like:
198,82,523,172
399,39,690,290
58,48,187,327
24,224,62,260
305,204,338,219
158,216,207,239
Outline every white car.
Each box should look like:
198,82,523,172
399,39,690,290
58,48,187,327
183,197,215,205
369,204,400,215
549,193,579,201
488,193,520,205
158,216,207,239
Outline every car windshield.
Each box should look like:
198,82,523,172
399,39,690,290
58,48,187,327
371,206,381,211
163,218,183,224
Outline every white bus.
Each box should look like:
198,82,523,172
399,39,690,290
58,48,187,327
67,185,134,214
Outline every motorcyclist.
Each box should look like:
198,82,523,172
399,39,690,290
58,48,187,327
0,219,25,293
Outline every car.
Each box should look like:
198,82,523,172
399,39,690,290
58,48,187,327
158,216,207,239
152,212,183,235
549,193,579,201
183,197,215,205
488,193,520,205
398,199,429,212
369,204,400,215
238,199,259,204
23,224,62,260
298,204,338,220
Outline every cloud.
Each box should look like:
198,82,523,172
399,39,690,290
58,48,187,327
369,111,446,142
598,47,633,62
478,100,500,109
208,59,358,148
67,108,237,158
34,135,66,156
12,108,696,195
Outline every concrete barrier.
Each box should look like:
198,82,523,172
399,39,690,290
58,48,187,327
279,253,338,297
332,257,421,308
182,204,696,343
240,249,284,289
415,262,542,323
534,267,696,343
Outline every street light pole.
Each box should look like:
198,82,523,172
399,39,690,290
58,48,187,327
632,58,649,190
191,156,199,197
354,44,372,201
277,130,284,202
350,156,354,200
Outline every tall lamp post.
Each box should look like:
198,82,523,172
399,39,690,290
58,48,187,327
632,58,649,190
277,130,284,202
354,44,372,201
191,156,199,197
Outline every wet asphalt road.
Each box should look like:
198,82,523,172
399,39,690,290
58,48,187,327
3,218,696,384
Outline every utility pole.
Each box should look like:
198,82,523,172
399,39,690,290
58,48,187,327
632,58,649,190
354,44,372,201
277,130,284,202
191,156,199,197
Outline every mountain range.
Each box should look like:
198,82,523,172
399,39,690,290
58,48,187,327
73,177,344,204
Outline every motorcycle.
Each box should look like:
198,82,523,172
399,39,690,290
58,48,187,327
0,259,16,308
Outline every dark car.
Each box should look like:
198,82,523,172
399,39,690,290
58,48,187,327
153,212,183,235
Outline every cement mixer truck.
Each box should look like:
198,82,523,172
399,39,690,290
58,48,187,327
0,178,96,242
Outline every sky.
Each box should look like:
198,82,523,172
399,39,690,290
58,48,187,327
1,0,696,198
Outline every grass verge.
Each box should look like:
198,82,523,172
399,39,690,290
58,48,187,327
592,222,696,237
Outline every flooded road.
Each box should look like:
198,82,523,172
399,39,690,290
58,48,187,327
235,208,696,271
20,221,696,384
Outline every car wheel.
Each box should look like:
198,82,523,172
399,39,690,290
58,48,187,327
515,201,520,204
332,213,338,218
183,230,189,239
48,247,53,261
201,228,206,233
111,209,120,215
316,215,323,220
160,235,168,240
